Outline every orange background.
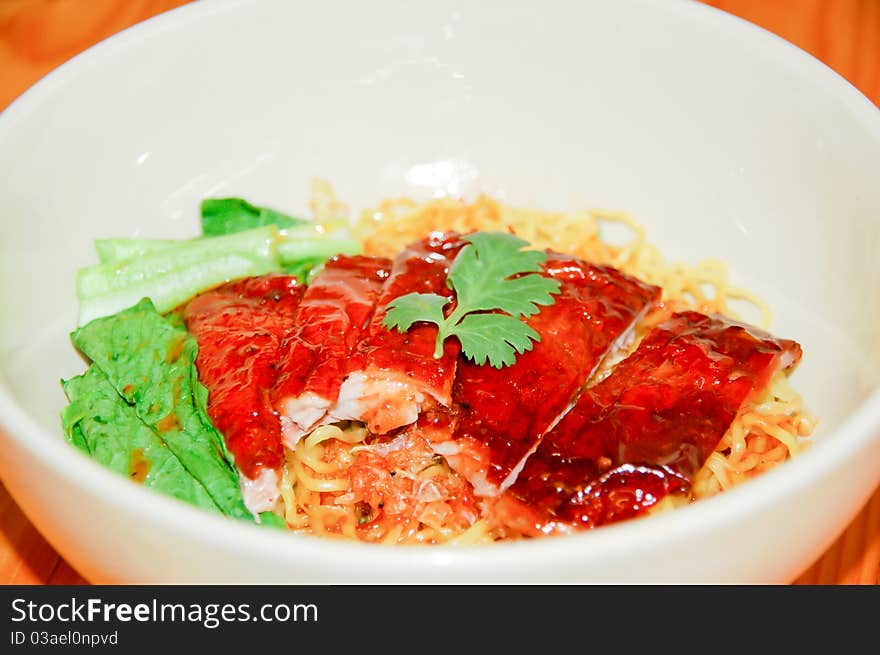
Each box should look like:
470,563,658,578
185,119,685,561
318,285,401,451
0,0,878,584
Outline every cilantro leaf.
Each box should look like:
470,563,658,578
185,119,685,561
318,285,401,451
453,314,541,368
382,231,561,367
383,293,449,333
448,232,552,316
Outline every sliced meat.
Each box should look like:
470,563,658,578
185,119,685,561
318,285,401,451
183,275,304,513
495,311,803,535
273,255,391,446
330,232,468,434
429,254,661,497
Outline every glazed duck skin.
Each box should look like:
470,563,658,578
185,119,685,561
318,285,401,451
183,275,304,513
497,311,803,534
330,232,468,434
428,255,661,496
273,255,391,446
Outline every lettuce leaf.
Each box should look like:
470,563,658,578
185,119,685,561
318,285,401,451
200,197,305,236
277,223,362,263
76,226,281,325
257,511,288,529
201,198,361,282
94,238,178,265
71,299,251,520
61,365,220,512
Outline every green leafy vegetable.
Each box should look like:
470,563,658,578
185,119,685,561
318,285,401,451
383,231,561,368
277,223,362,264
199,198,363,280
76,226,281,325
77,210,364,324
65,422,90,454
61,365,220,512
92,226,358,281
257,512,288,529
63,194,369,526
200,197,304,236
71,298,251,520
94,238,178,264
282,256,325,283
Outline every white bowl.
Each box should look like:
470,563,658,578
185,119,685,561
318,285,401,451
1,0,879,584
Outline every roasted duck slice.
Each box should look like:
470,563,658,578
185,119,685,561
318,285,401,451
273,255,391,446
331,232,467,434
495,311,803,534
428,255,661,496
183,275,304,513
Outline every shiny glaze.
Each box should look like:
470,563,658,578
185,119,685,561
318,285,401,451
493,464,691,536
273,256,391,405
501,311,803,534
333,232,467,432
435,255,660,494
183,275,303,480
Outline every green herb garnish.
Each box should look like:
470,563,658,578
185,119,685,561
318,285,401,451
382,231,561,368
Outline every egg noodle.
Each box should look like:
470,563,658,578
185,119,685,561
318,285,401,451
278,183,817,544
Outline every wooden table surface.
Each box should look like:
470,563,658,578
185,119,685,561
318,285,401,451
1,0,878,585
